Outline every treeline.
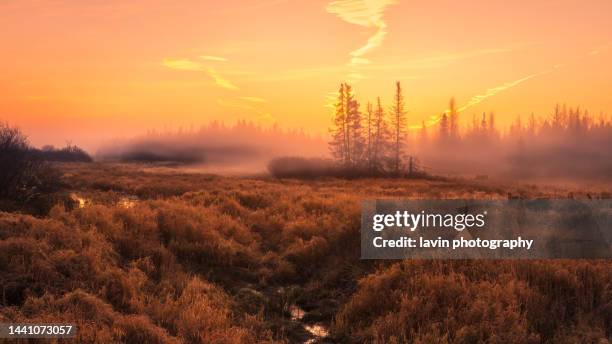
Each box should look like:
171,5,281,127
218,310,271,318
33,144,93,162
416,102,612,179
98,120,326,167
325,81,612,180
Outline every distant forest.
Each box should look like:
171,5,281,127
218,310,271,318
324,81,612,180
98,121,326,169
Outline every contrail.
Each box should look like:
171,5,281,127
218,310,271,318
457,70,550,113
326,0,396,73
409,70,552,130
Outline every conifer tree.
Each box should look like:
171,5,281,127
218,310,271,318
329,83,349,164
366,102,373,169
449,97,459,141
488,112,496,136
438,113,449,142
419,121,427,144
389,81,407,174
371,97,389,172
345,84,364,166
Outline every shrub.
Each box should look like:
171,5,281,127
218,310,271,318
0,122,62,213
35,144,93,162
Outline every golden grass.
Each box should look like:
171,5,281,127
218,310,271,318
0,163,610,343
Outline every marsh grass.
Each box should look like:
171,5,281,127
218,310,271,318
0,163,610,343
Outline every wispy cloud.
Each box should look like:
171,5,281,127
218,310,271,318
163,58,238,90
163,58,205,71
257,112,277,123
324,91,337,109
239,96,267,103
200,55,228,62
207,67,239,90
326,0,396,78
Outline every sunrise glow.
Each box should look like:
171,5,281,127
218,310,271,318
1,0,611,149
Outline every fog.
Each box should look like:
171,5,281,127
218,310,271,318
94,107,611,181
411,108,612,182
96,120,328,174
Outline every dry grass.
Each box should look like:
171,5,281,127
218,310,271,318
0,163,610,343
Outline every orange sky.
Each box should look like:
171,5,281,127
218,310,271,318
1,0,611,150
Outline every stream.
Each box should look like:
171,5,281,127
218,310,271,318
289,304,330,343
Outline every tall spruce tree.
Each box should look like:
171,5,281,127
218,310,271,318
449,97,459,141
439,113,449,143
371,97,389,173
345,84,364,166
366,102,373,169
329,83,349,164
389,81,407,174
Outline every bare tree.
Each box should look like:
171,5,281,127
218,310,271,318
0,122,36,199
0,123,59,209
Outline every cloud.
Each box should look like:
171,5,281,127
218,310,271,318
326,0,396,69
257,112,276,123
239,96,267,103
163,59,205,71
324,91,338,109
163,58,238,90
200,55,228,62
207,67,239,90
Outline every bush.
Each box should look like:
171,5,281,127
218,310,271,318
267,156,433,179
0,122,62,213
332,260,612,343
35,144,93,162
0,122,39,199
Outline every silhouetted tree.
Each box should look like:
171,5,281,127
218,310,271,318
0,122,34,199
329,83,349,164
449,97,459,141
346,84,364,166
389,81,407,174
366,102,373,169
488,112,496,135
371,97,389,172
0,123,60,212
438,113,449,143
419,121,427,146
481,112,488,133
